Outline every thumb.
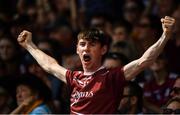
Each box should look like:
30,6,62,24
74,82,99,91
161,18,164,23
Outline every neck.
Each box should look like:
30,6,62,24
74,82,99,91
83,60,102,71
83,66,104,75
23,99,43,114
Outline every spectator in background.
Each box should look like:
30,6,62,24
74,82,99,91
49,25,76,55
24,54,51,89
118,81,143,114
11,74,53,114
0,36,22,76
103,52,128,68
132,15,161,57
90,13,113,36
155,0,177,18
62,53,82,71
162,97,180,114
23,54,64,113
122,0,144,26
110,23,138,61
170,77,180,98
23,39,63,113
143,55,178,113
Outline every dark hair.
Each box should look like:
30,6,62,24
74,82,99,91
77,28,110,47
0,35,22,62
126,81,143,113
16,73,52,102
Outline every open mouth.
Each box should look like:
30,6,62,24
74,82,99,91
83,54,91,62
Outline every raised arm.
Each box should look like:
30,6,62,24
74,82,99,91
18,31,67,83
123,16,175,80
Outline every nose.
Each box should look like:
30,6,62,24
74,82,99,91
1,46,9,54
83,44,90,51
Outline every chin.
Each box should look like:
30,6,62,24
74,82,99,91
83,65,94,71
83,65,91,70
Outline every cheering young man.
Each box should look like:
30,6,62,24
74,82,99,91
17,16,175,114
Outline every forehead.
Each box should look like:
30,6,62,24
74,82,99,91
78,38,99,44
17,84,30,90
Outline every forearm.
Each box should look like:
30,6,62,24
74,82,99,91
139,32,170,66
26,43,56,72
18,30,67,83
124,32,171,80
26,43,67,82
124,16,175,80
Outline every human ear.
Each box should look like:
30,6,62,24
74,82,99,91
101,45,108,55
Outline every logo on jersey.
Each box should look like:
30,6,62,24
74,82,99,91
73,76,92,87
71,91,94,106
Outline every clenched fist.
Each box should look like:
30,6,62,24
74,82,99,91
161,16,175,33
17,30,32,48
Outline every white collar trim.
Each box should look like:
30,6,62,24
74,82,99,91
84,66,105,76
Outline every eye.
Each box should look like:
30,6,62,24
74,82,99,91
90,41,97,46
79,42,86,47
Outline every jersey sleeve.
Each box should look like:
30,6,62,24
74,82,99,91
66,70,73,84
66,70,81,93
66,70,73,93
110,67,127,101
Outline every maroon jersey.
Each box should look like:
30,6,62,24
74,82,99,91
66,67,126,114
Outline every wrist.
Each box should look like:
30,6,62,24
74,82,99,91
26,42,37,51
163,31,171,39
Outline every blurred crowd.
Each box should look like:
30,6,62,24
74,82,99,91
0,0,179,114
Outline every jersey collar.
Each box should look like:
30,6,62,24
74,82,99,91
83,66,105,76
